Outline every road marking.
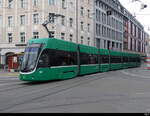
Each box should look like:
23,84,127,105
121,70,150,79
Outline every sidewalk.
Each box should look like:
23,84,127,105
0,69,19,77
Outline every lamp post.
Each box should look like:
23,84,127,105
132,0,148,10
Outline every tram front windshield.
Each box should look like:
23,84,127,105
21,44,42,72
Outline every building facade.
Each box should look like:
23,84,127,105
0,0,149,71
0,0,94,70
123,8,148,56
95,0,124,51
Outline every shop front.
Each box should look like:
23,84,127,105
0,48,25,72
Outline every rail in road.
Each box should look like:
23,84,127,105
0,71,112,112
0,67,150,112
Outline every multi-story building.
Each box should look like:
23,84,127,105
123,8,148,56
95,0,124,51
0,0,149,71
0,0,94,70
145,32,150,55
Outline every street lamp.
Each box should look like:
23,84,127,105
141,3,148,10
131,0,148,10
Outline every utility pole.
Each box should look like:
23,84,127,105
42,13,64,38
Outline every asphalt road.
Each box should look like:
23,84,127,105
0,66,150,113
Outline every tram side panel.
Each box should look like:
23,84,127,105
99,49,110,72
46,39,78,80
79,44,99,75
122,52,129,69
109,50,123,71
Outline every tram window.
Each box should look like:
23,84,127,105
129,57,131,62
80,53,98,65
123,57,128,63
129,57,135,62
137,57,141,62
49,49,77,67
89,54,98,64
134,58,136,62
80,53,89,65
135,57,139,62
38,50,50,68
110,56,122,63
100,55,109,64
136,57,141,62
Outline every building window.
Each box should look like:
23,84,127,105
81,36,84,44
8,16,13,27
96,9,98,21
20,15,25,25
48,0,55,5
61,16,65,26
8,0,13,8
112,42,115,49
70,34,73,42
116,43,119,48
96,24,98,36
88,37,90,46
32,0,38,6
33,32,39,38
61,33,65,40
87,24,90,32
0,0,2,8
87,9,90,18
20,32,25,43
80,7,84,16
33,13,39,24
0,15,2,27
120,43,122,50
20,0,25,8
8,33,13,43
62,0,66,9
104,40,106,49
81,22,84,31
69,18,73,27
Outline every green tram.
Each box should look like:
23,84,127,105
19,38,141,81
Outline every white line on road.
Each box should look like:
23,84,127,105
121,70,150,79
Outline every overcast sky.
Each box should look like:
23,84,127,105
119,0,150,35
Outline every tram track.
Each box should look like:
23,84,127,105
0,72,112,112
